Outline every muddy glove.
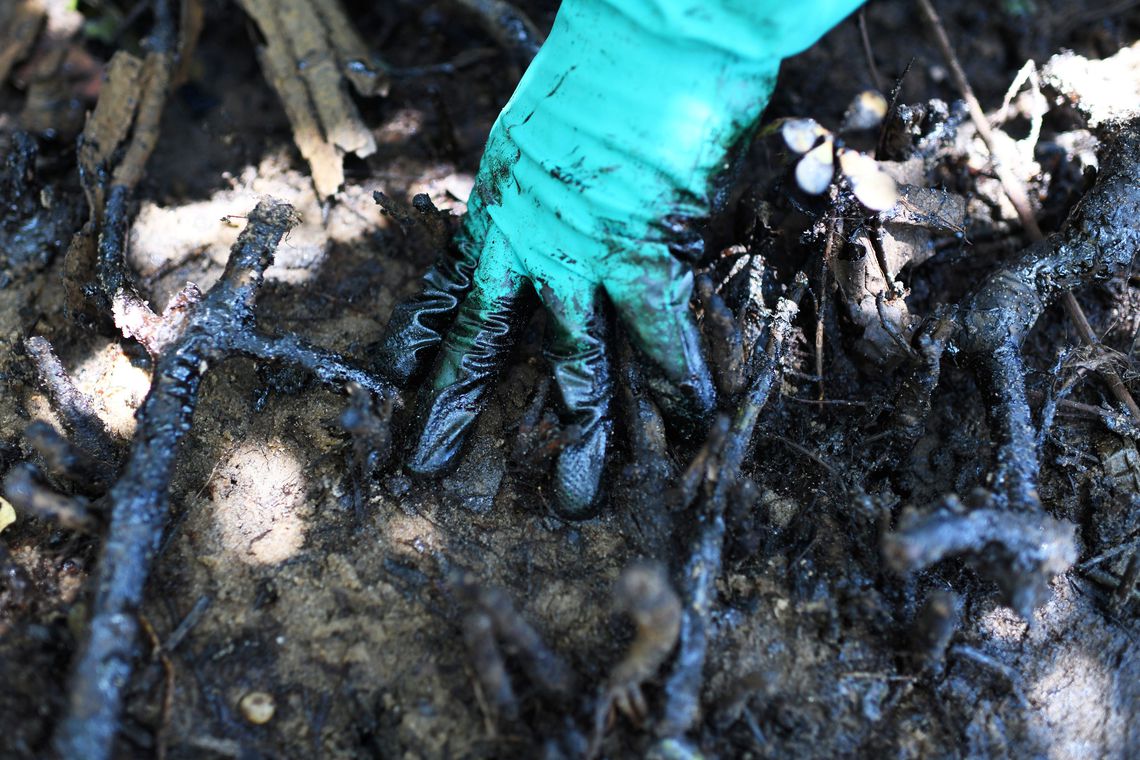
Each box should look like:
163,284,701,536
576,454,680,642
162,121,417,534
379,0,865,518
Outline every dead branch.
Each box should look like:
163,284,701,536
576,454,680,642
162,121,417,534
50,200,395,759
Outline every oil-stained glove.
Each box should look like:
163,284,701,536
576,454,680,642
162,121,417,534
379,0,865,518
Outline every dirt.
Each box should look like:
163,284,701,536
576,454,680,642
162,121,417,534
3,1,1140,758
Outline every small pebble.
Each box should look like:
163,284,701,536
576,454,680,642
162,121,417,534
239,691,276,724
0,497,16,534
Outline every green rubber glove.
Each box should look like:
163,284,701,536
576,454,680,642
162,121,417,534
380,0,865,518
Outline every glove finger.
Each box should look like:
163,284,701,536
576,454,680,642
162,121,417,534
409,227,526,475
374,203,492,386
604,259,715,425
540,281,612,519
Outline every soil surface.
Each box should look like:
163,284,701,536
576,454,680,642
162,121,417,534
3,1,1140,758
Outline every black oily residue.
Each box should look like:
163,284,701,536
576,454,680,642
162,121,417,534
0,133,82,283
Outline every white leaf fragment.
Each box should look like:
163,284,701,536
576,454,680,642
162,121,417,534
782,118,825,154
839,149,899,211
795,138,835,195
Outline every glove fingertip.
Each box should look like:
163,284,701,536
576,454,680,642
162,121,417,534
407,439,457,477
407,399,475,477
551,429,608,520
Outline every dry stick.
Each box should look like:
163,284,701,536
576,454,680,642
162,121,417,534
857,7,885,93
917,0,1140,424
311,0,389,97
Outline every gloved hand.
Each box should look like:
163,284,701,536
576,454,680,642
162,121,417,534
379,0,865,518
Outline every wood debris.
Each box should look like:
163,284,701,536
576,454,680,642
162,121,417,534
832,164,966,367
63,1,180,341
10,0,94,138
237,0,386,198
0,0,45,87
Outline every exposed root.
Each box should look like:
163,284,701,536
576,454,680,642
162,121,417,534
451,0,544,67
957,119,1140,511
23,421,112,494
460,581,578,699
884,494,1077,618
655,292,801,745
3,463,101,534
462,608,519,722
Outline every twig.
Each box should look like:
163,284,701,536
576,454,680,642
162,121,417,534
139,614,175,760
23,337,120,466
816,211,839,400
451,0,544,65
1081,564,1140,605
948,644,1029,708
1077,537,1140,571
1062,293,1140,422
769,434,845,493
915,0,1042,239
856,7,885,93
164,595,211,652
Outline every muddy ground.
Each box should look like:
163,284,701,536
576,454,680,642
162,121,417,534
3,1,1140,758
